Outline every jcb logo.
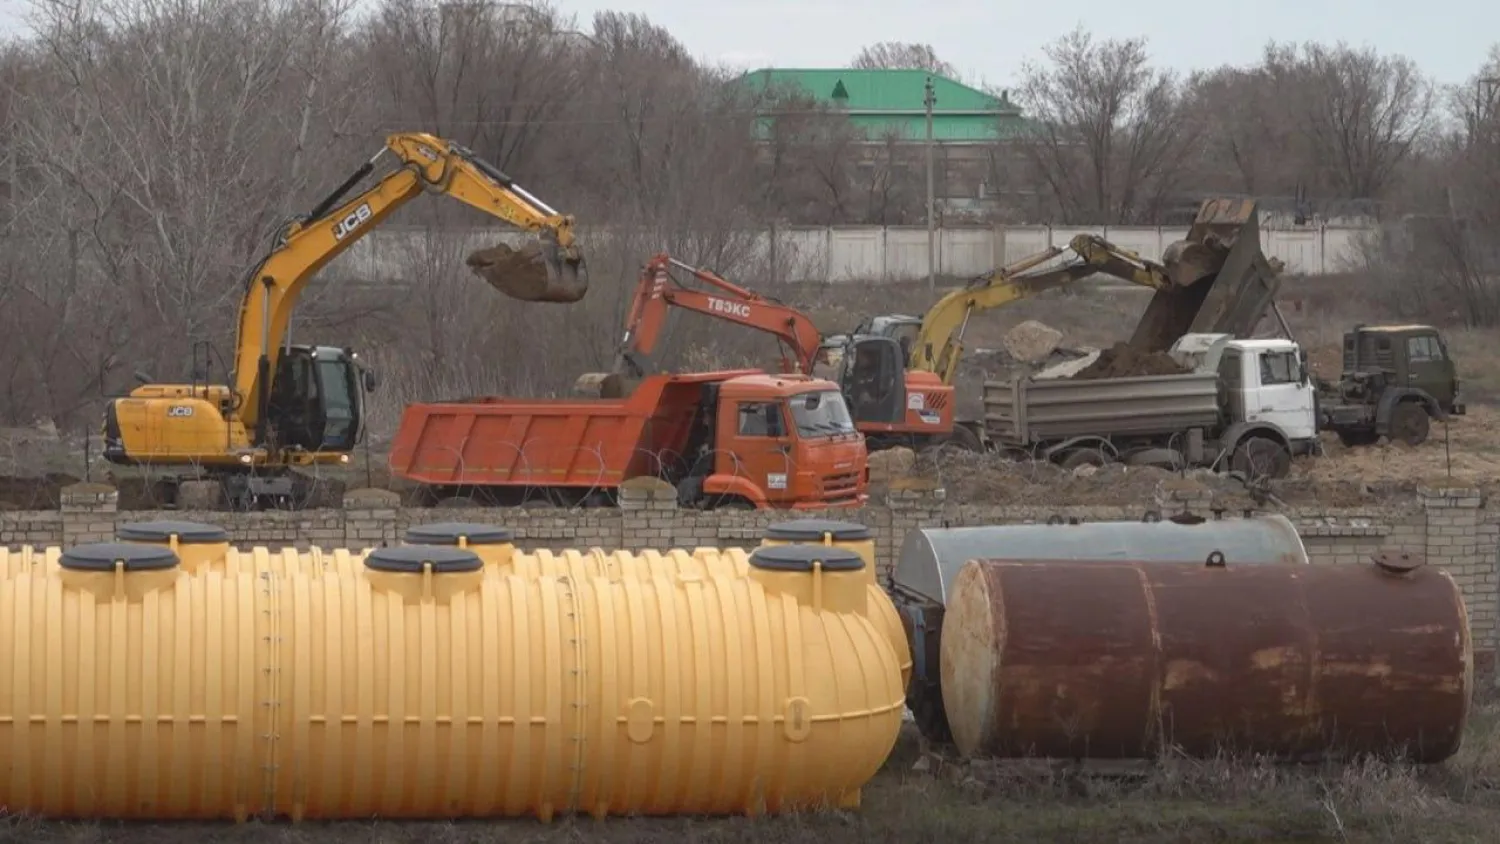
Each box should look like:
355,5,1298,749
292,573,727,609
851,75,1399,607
707,296,751,319
166,405,194,418
332,203,373,241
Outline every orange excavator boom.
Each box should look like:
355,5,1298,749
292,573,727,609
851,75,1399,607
614,253,823,374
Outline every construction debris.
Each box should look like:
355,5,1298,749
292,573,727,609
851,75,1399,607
1071,342,1191,380
1002,320,1064,364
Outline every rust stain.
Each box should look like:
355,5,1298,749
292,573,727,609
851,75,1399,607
1249,646,1300,670
1163,659,1217,690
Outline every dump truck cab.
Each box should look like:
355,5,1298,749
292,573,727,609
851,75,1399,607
696,374,868,509
1317,324,1463,447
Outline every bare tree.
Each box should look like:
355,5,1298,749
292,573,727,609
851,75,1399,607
850,41,957,79
3,0,364,427
1261,42,1436,202
1014,26,1199,224
360,0,583,177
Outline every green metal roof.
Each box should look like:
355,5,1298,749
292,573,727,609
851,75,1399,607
735,68,1032,142
738,68,1018,113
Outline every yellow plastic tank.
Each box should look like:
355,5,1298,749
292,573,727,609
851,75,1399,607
756,519,907,688
0,541,906,821
0,545,54,578
0,542,268,820
760,519,877,581
404,521,912,690
114,519,322,576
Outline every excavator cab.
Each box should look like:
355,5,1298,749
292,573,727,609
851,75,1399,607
263,345,369,453
836,335,908,425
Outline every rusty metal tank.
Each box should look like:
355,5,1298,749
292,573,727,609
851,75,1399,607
939,553,1472,763
889,515,1311,743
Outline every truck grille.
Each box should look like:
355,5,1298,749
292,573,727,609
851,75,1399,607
821,471,862,501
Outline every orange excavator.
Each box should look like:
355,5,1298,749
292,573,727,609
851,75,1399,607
575,253,960,451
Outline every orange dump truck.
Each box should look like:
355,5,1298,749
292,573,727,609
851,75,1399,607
389,369,868,510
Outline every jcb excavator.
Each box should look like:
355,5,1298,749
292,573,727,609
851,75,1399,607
102,132,588,510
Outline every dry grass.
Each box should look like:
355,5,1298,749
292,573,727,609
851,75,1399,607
5,699,1499,843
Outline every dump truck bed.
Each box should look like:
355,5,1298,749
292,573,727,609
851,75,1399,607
389,370,761,487
982,373,1222,445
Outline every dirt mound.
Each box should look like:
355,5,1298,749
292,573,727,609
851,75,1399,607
1071,342,1190,380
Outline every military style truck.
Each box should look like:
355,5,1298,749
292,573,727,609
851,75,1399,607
1315,324,1464,447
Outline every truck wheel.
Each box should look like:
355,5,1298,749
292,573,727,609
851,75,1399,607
1058,448,1109,470
1230,437,1291,481
944,425,984,453
1388,401,1430,446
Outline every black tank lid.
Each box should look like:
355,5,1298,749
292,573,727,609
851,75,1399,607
749,544,865,573
60,542,181,572
365,545,484,574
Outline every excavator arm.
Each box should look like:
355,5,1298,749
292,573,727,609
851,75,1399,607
910,197,1283,381
912,234,1176,384
576,254,823,394
232,132,587,438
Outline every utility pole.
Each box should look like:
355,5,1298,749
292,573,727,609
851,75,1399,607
924,76,937,295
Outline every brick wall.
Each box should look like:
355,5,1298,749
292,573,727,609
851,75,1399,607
2,481,1494,670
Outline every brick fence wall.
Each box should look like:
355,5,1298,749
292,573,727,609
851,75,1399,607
2,482,1495,670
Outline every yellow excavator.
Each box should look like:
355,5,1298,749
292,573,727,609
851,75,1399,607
102,132,588,510
823,197,1281,387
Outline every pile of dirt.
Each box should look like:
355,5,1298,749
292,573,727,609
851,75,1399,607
917,447,1426,510
1071,342,1190,380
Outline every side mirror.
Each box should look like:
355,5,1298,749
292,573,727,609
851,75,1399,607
362,369,379,392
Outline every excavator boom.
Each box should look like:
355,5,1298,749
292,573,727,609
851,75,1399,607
232,132,587,434
903,196,1282,381
105,131,588,505
577,253,823,395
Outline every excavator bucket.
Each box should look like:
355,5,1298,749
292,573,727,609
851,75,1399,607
466,236,588,303
1127,198,1281,353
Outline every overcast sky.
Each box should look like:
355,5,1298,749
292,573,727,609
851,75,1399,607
0,0,1493,88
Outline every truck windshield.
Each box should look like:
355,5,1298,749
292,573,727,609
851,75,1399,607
790,390,856,438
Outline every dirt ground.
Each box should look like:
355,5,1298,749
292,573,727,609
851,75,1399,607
5,699,1500,843
1,272,1495,512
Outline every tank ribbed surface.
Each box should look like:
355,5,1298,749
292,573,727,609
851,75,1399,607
4,537,912,694
0,551,905,820
0,567,267,819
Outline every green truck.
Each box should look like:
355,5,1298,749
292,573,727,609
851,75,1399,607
1315,324,1465,447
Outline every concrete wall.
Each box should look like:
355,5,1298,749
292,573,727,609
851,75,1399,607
3,482,1492,670
339,223,1372,285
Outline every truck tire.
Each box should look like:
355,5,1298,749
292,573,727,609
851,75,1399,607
1230,436,1291,481
1058,448,1109,470
945,424,984,453
1389,401,1430,446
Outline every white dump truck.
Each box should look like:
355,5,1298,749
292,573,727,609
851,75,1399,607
974,333,1319,479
